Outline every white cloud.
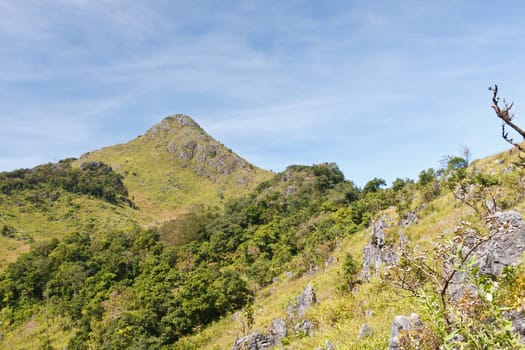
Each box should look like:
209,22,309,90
2,1,525,185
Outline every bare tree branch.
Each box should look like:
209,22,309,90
490,84,525,165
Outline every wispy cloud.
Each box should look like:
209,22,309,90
2,1,525,184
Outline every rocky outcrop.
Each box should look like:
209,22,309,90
507,310,525,342
388,313,424,350
286,283,317,322
293,319,314,336
449,210,525,301
233,285,318,349
231,318,287,350
362,216,399,280
232,333,271,350
479,210,525,276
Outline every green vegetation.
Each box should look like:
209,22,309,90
78,115,271,223
2,112,525,349
0,159,129,204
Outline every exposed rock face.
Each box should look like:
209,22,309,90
450,210,525,301
286,283,317,322
232,333,271,350
480,210,525,276
233,285,318,348
388,313,424,350
362,216,399,280
270,318,287,342
148,114,252,179
293,319,314,336
507,310,525,342
232,318,287,350
400,209,418,227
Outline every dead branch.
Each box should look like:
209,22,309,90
490,85,525,154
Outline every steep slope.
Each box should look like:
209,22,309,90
172,148,525,349
0,115,270,271
0,159,148,271
78,114,272,223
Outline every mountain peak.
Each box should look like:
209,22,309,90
77,114,271,220
146,114,203,136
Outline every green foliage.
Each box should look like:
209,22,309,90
389,223,524,349
445,161,501,217
0,160,129,204
362,177,386,195
338,253,359,292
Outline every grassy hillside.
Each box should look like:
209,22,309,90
0,160,148,271
172,149,525,349
0,115,271,271
2,117,525,349
78,114,272,224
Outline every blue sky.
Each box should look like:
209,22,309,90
2,0,525,186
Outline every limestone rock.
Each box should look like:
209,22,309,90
480,210,525,276
293,319,315,336
507,310,525,342
400,210,418,227
232,318,288,349
270,318,287,343
325,340,336,349
287,284,317,322
362,216,399,280
388,313,423,350
449,210,525,300
232,333,271,350
358,324,373,338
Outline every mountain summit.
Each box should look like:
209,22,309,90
79,114,271,222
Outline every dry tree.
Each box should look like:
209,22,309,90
489,84,525,165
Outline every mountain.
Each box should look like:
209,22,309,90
0,114,270,270
2,115,525,349
78,114,271,223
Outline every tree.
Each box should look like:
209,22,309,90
489,84,525,165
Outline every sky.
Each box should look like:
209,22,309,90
2,0,525,186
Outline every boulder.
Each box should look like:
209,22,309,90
358,324,373,338
388,313,423,350
287,284,317,322
293,319,315,336
269,318,287,343
232,333,271,350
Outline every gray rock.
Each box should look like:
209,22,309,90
388,313,423,350
232,318,287,349
371,217,388,246
481,210,525,276
294,319,315,336
400,210,418,227
287,284,317,322
362,216,399,280
358,324,373,338
325,340,336,349
232,333,271,350
365,309,373,318
450,211,525,301
270,318,287,343
507,310,525,341
325,255,335,268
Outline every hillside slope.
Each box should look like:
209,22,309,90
78,114,272,223
0,114,271,270
2,119,525,349
173,148,525,349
